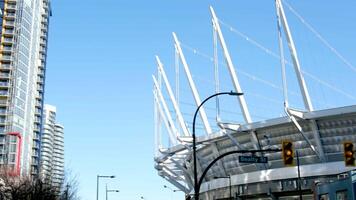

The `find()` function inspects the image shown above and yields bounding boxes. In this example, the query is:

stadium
[153,1,356,199]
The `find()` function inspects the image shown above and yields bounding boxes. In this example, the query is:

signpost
[238,155,268,163]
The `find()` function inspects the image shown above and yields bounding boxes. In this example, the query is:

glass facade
[0,0,51,176]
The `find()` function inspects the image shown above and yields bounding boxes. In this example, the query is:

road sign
[238,155,268,163]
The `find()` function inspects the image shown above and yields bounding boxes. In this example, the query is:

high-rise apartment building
[41,104,64,188]
[0,0,51,176]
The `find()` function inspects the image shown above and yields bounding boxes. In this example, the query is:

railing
[0,73,10,78]
[0,91,8,96]
[0,82,9,87]
[0,100,7,105]
[4,29,14,34]
[6,4,16,9]
[2,46,13,51]
[2,37,14,43]
[5,13,16,18]
[1,64,12,69]
[4,21,15,26]
[1,55,12,60]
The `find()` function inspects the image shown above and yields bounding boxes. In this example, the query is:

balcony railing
[0,73,10,78]
[1,64,12,69]
[5,13,16,18]
[0,82,9,87]
[4,29,14,35]
[0,100,7,105]
[0,91,9,96]
[6,4,16,10]
[2,46,13,51]
[4,21,15,26]
[2,37,14,43]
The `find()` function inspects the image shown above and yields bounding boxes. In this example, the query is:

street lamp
[214,176,231,199]
[192,91,243,200]
[105,184,119,200]
[96,175,115,200]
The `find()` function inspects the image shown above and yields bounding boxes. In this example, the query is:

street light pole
[214,176,231,199]
[193,91,243,200]
[96,175,115,200]
[105,184,119,200]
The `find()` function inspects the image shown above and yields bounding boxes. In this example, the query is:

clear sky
[45,1,356,200]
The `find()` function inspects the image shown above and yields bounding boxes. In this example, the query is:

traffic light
[343,142,355,167]
[282,141,294,166]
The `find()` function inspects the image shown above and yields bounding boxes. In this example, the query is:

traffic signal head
[282,141,294,166]
[344,142,355,167]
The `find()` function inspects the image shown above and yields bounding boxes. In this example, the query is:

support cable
[180,43,336,109]
[218,19,356,101]
[283,0,356,74]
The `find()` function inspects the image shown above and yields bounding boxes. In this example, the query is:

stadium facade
[0,0,51,176]
[153,1,356,199]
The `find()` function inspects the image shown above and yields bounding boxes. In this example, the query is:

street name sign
[238,155,268,163]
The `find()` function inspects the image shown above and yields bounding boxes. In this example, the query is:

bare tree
[0,168,80,200]
[59,169,80,200]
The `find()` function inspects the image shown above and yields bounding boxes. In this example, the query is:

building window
[9,144,16,152]
[9,154,15,163]
[320,194,329,200]
[336,190,348,200]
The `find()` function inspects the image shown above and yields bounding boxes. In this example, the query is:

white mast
[276,0,313,111]
[210,6,252,123]
[275,0,325,161]
[155,56,190,137]
[172,32,213,135]
[153,76,179,145]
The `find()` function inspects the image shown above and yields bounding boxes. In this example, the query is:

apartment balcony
[3,20,15,28]
[0,72,10,77]
[2,37,14,45]
[0,99,7,106]
[39,46,46,53]
[5,4,16,11]
[37,77,44,84]
[3,29,15,37]
[37,85,43,93]
[0,110,7,116]
[41,24,47,32]
[1,64,12,70]
[0,82,9,88]
[4,12,16,20]
[1,55,12,62]
[40,39,47,46]
[43,3,48,11]
[38,69,45,77]
[34,119,41,123]
[0,90,9,97]
[2,46,13,53]
[41,18,48,25]
[35,101,42,108]
[42,10,48,18]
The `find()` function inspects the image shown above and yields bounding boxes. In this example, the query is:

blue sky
[45,1,356,200]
